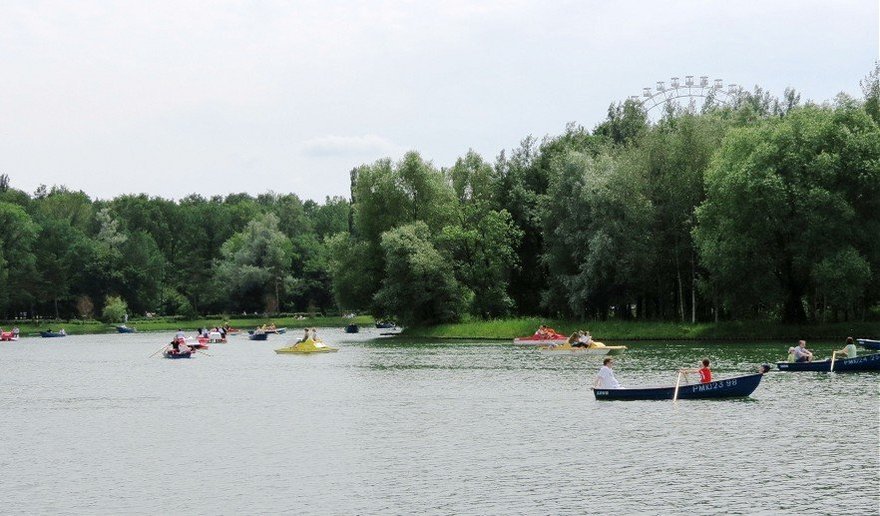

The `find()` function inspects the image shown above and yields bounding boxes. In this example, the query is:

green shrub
[102,296,129,323]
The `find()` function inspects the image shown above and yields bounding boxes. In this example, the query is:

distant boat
[344,324,359,334]
[40,331,66,338]
[116,325,136,333]
[275,338,338,354]
[593,372,766,401]
[777,353,880,373]
[0,330,19,341]
[375,321,396,329]
[248,332,268,341]
[857,338,880,350]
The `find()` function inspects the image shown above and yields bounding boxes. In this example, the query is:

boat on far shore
[40,330,66,338]
[116,325,136,333]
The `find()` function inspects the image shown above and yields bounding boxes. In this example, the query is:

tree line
[2,65,878,325]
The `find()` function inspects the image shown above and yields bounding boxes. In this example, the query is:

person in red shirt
[681,358,712,383]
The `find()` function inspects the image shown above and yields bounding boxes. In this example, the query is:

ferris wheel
[629,76,742,114]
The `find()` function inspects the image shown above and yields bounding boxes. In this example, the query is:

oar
[194,349,213,357]
[673,371,684,402]
[829,351,837,373]
[149,344,169,358]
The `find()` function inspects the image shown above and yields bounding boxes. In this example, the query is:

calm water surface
[1,330,877,515]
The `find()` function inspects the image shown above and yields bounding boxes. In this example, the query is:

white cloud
[301,134,398,158]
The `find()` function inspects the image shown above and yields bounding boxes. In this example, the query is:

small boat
[248,327,287,335]
[857,338,880,350]
[275,338,338,354]
[344,324,359,334]
[375,321,396,329]
[777,353,880,372]
[40,331,66,338]
[0,331,19,341]
[116,325,136,333]
[593,372,766,401]
[513,334,568,346]
[249,332,268,341]
[207,331,226,343]
[539,342,627,355]
[163,349,193,359]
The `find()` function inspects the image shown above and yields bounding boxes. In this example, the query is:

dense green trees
[2,67,878,326]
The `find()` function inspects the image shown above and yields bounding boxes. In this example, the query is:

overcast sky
[1,1,878,201]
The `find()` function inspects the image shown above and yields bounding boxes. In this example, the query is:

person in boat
[297,328,309,343]
[570,330,591,348]
[12,327,19,336]
[59,328,66,336]
[595,357,621,389]
[680,358,712,384]
[175,328,186,340]
[793,340,813,362]
[786,347,797,362]
[535,325,548,338]
[836,337,858,358]
[309,327,318,341]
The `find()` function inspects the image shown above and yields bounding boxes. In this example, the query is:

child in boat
[680,359,712,383]
[836,337,858,358]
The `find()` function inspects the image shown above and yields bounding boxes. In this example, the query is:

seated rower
[793,340,813,362]
[680,359,712,384]
[297,329,309,343]
[594,357,621,389]
[786,347,796,363]
[836,337,858,358]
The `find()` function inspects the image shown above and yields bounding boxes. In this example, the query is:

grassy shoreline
[402,318,880,342]
[4,315,375,337]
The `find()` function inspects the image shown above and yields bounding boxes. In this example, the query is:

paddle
[673,371,684,402]
[149,344,169,358]
[830,351,837,373]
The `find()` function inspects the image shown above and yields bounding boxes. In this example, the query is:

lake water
[1,330,877,515]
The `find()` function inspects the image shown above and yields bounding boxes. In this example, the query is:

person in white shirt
[836,337,858,358]
[175,329,186,340]
[595,357,621,389]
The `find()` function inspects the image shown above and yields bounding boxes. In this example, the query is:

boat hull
[249,333,268,341]
[514,337,568,346]
[777,353,880,372]
[539,344,627,356]
[275,338,338,354]
[857,339,880,350]
[116,327,136,333]
[593,373,765,401]
[344,324,359,334]
[163,351,192,359]
[40,332,66,338]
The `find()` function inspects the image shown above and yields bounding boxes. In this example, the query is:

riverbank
[401,318,880,341]
[4,315,375,337]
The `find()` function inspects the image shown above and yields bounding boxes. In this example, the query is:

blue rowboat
[857,339,880,351]
[344,324,359,334]
[375,321,396,329]
[248,333,268,341]
[40,331,66,338]
[593,372,765,401]
[163,350,192,359]
[116,326,136,333]
[777,352,880,372]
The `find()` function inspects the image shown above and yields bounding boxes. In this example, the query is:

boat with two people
[1,327,20,341]
[592,356,770,401]
[539,330,627,355]
[40,329,67,338]
[276,328,337,354]
[513,325,569,346]
[163,338,193,359]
